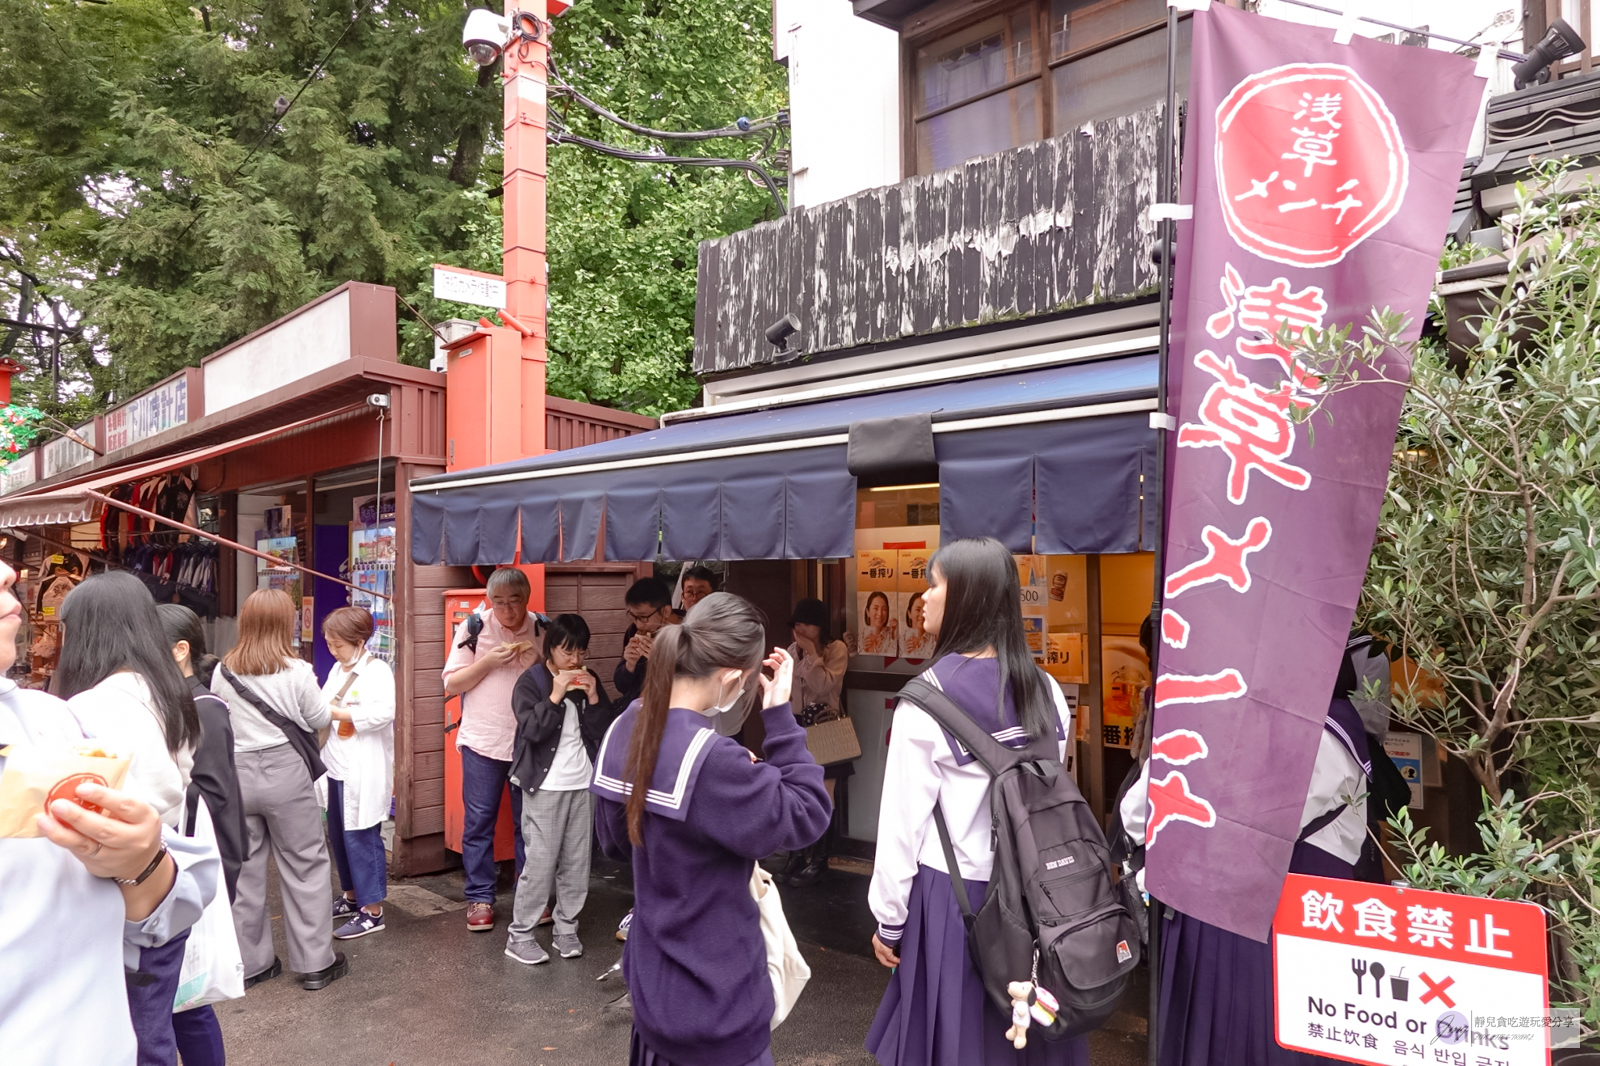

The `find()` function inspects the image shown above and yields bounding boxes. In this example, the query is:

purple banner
[1145,6,1483,941]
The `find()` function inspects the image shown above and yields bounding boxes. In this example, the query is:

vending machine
[441,589,518,862]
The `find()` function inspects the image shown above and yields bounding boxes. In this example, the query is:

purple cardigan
[592,701,831,1066]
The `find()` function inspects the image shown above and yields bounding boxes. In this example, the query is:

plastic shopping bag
[173,797,245,1011]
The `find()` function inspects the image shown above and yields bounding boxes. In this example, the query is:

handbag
[328,665,361,740]
[220,665,326,781]
[750,863,810,1028]
[804,710,861,767]
[173,797,245,1012]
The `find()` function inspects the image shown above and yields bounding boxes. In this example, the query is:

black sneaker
[299,952,349,991]
[332,896,358,920]
[244,957,282,990]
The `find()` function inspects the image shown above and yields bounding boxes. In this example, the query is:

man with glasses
[442,568,542,933]
[613,578,674,706]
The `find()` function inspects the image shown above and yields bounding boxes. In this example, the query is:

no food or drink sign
[1273,873,1552,1065]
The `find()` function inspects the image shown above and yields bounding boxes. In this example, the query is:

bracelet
[113,843,170,887]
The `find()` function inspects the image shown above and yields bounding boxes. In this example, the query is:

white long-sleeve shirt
[319,653,396,830]
[67,672,193,828]
[868,669,1075,945]
[1119,722,1368,865]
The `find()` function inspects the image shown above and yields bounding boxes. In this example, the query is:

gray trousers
[233,744,335,976]
[508,787,593,940]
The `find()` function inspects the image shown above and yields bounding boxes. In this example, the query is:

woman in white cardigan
[320,606,396,940]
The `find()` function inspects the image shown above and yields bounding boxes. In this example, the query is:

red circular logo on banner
[47,772,109,814]
[1214,63,1408,268]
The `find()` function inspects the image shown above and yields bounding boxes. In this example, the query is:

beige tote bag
[750,863,810,1027]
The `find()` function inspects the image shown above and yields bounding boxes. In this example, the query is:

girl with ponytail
[591,592,832,1066]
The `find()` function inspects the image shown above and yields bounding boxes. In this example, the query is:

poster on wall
[1046,632,1087,685]
[1015,555,1049,663]
[1383,733,1425,809]
[1047,555,1087,628]
[897,550,935,659]
[1101,635,1149,750]
[855,551,898,657]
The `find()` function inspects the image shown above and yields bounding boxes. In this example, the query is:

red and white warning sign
[1273,873,1552,1066]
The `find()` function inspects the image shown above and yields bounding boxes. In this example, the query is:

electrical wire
[547,60,787,142]
[547,125,787,214]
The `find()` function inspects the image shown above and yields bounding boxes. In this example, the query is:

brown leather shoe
[467,902,495,931]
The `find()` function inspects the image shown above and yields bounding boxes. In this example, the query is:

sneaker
[333,910,385,940]
[467,902,495,932]
[298,952,349,991]
[552,933,583,959]
[615,910,632,943]
[332,896,358,919]
[504,937,550,965]
[536,905,554,927]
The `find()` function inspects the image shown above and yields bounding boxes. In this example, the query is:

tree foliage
[0,0,784,424]
[1292,161,1600,1036]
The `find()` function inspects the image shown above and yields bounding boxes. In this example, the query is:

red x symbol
[1419,973,1456,1008]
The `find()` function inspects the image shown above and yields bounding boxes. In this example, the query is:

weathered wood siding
[694,107,1163,376]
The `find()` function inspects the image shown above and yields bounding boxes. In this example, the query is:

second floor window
[911,0,1192,175]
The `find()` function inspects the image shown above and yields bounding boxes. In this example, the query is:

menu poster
[1101,636,1149,750]
[1015,555,1049,663]
[897,550,936,659]
[1046,555,1087,628]
[856,551,898,657]
[1046,632,1087,685]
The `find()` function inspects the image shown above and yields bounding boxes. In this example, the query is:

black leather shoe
[786,857,825,888]
[244,957,282,989]
[298,952,349,991]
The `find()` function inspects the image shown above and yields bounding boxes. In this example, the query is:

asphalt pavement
[219,853,1150,1066]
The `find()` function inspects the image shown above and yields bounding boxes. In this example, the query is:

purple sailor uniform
[592,700,831,1066]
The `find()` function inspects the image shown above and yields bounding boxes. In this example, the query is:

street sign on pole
[432,264,507,310]
[1273,873,1559,1065]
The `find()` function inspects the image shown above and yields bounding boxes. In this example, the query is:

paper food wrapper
[0,745,131,838]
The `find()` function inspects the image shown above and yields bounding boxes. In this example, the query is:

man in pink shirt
[442,568,542,931]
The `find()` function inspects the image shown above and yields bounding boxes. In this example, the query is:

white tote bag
[750,864,810,1028]
[173,797,245,1012]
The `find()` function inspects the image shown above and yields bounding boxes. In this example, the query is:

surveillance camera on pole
[463,8,512,67]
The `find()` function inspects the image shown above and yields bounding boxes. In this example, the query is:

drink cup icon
[1389,974,1409,1002]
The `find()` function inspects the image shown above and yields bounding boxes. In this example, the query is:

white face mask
[706,673,751,736]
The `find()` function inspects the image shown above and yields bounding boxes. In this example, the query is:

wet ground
[220,852,1150,1065]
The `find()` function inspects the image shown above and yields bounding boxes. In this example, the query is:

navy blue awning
[409,354,1159,564]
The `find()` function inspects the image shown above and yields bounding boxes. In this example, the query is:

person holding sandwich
[442,567,543,932]
[504,613,620,964]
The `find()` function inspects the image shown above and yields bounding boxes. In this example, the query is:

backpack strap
[931,801,977,928]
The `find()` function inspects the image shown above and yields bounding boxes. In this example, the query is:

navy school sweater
[592,701,831,1066]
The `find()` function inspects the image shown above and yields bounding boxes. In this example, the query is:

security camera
[765,313,801,352]
[463,8,511,67]
[366,393,391,409]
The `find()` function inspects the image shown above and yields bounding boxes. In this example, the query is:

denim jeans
[460,745,524,902]
[327,777,388,908]
[172,1005,226,1066]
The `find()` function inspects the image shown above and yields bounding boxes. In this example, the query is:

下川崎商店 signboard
[1273,873,1558,1065]
[432,264,507,310]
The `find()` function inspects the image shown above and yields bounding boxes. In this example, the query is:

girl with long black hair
[590,592,832,1066]
[865,537,1084,1066]
[58,571,209,1066]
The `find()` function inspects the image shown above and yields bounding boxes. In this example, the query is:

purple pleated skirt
[629,1028,774,1066]
[1156,844,1355,1066]
[866,864,1090,1066]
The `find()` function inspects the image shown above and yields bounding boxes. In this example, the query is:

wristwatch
[114,843,170,887]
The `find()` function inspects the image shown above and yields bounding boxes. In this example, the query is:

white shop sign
[1,453,37,495]
[433,265,506,309]
[106,376,189,453]
[1273,873,1560,1066]
[42,422,97,478]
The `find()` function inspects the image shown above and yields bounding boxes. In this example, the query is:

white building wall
[774,0,901,208]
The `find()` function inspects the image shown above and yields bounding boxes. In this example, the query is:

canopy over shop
[411,345,1164,836]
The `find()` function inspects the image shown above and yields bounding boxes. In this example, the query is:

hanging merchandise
[350,523,396,664]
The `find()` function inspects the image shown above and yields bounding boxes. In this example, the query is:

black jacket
[612,623,649,705]
[510,663,621,794]
[186,674,248,903]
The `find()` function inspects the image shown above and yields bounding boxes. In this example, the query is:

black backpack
[899,675,1142,1041]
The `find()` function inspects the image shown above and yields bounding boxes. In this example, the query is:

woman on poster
[859,591,897,656]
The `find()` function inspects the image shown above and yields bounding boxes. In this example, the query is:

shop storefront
[409,316,1162,838]
[0,282,656,874]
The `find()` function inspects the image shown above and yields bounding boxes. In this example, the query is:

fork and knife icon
[1351,958,1410,1001]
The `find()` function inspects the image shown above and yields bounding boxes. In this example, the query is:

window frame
[900,0,1201,177]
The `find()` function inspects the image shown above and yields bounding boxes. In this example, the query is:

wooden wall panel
[692,108,1163,375]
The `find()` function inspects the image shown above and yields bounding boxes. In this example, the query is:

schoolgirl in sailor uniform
[866,538,1088,1066]
[591,592,832,1066]
[1123,687,1375,1066]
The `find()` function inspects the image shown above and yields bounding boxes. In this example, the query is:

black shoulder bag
[219,664,326,780]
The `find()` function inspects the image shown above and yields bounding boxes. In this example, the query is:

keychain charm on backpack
[1005,981,1059,1049]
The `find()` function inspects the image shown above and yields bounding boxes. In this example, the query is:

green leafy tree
[2,0,784,426]
[1289,161,1600,1037]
